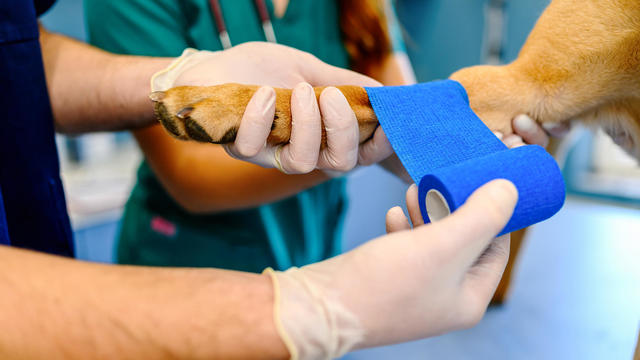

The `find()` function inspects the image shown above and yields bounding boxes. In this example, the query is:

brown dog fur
[451,0,640,158]
[150,84,378,148]
[151,0,640,159]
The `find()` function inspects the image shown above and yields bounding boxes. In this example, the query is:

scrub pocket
[117,196,277,273]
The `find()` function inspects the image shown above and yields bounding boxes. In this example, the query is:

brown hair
[339,0,393,74]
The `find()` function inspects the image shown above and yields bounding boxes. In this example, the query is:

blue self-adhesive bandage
[365,80,565,236]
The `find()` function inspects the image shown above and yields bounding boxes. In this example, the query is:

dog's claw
[149,91,166,102]
[177,107,194,119]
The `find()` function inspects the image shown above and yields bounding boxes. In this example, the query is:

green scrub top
[85,0,350,272]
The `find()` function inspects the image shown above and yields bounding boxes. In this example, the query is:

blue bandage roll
[365,80,565,236]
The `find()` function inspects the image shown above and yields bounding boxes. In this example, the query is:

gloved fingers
[316,87,359,171]
[458,234,511,319]
[405,184,424,227]
[608,131,635,153]
[502,134,526,149]
[223,143,277,169]
[384,184,423,234]
[602,120,636,155]
[429,179,517,267]
[226,86,276,158]
[513,114,549,147]
[542,121,571,138]
[358,127,394,166]
[302,55,382,88]
[385,206,411,233]
[279,82,322,174]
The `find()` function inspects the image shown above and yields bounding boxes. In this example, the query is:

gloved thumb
[431,179,518,264]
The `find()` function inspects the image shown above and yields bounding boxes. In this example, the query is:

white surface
[60,142,141,229]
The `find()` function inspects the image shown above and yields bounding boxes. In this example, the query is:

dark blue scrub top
[0,0,74,256]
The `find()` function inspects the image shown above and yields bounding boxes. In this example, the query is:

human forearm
[368,52,417,87]
[39,26,171,133]
[136,126,329,214]
[0,245,288,360]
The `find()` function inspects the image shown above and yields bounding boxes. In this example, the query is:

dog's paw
[150,84,378,146]
[150,84,260,144]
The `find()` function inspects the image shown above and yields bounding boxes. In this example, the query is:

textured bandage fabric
[365,80,565,235]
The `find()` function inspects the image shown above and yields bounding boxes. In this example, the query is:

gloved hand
[151,43,392,174]
[266,179,517,359]
[508,113,635,159]
[495,114,570,149]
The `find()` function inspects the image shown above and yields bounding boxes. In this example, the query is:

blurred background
[42,0,639,359]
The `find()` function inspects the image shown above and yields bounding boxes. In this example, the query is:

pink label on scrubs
[150,216,177,237]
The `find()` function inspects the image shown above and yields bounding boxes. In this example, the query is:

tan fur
[451,0,640,159]
[152,0,640,159]
[151,83,378,147]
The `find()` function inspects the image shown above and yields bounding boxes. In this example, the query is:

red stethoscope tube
[208,0,278,48]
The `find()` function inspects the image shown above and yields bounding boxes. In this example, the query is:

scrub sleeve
[0,0,74,256]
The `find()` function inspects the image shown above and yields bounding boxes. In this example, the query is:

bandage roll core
[365,80,565,235]
[425,189,450,222]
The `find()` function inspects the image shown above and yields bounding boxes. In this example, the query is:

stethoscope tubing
[208,0,277,49]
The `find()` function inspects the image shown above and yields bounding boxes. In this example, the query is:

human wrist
[105,54,174,129]
[188,269,291,360]
[265,266,364,360]
[136,56,174,127]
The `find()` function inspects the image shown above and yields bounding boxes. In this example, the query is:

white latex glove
[509,113,636,157]
[151,44,392,174]
[494,114,570,149]
[224,83,363,174]
[266,179,517,359]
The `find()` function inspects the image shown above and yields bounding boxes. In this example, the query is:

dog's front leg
[451,0,640,153]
